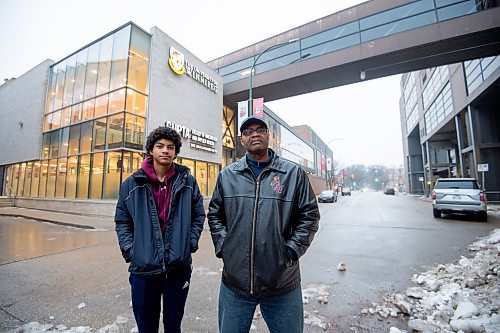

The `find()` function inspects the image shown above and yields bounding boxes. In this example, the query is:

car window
[434,180,479,189]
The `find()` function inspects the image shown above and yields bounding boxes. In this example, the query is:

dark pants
[129,266,192,333]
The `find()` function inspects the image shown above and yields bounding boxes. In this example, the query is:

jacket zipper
[250,178,260,295]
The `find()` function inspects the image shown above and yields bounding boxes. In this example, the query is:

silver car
[431,178,487,222]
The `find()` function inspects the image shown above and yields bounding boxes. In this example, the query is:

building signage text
[168,46,218,93]
[165,121,218,154]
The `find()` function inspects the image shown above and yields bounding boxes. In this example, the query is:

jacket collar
[133,162,190,183]
[233,148,287,174]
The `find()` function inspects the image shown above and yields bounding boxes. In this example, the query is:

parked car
[383,187,395,195]
[431,178,487,222]
[318,190,337,203]
[341,188,351,196]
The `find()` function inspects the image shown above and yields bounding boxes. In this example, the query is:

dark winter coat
[115,164,206,275]
[207,150,320,298]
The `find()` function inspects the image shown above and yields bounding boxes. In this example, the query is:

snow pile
[361,229,500,332]
[6,316,132,333]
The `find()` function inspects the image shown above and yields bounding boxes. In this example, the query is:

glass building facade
[3,23,225,200]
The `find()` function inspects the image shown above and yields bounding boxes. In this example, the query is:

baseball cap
[239,116,268,132]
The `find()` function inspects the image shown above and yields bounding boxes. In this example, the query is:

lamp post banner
[253,98,264,117]
[237,101,249,136]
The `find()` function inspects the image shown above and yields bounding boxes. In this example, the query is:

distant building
[399,57,499,201]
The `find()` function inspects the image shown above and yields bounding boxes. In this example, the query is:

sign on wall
[168,46,218,93]
[164,121,218,153]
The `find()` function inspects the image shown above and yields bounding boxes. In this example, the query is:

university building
[0,22,332,215]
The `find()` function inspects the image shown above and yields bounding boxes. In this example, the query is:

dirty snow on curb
[362,229,500,333]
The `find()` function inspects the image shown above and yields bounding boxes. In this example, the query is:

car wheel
[478,211,487,222]
[433,208,441,218]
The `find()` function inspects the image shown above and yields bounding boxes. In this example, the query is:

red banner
[253,98,264,117]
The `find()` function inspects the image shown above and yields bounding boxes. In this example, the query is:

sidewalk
[0,206,114,230]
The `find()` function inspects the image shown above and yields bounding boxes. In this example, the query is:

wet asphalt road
[0,192,499,332]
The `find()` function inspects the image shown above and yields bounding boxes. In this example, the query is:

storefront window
[66,156,78,198]
[11,164,20,196]
[122,151,143,181]
[46,159,57,198]
[103,151,122,199]
[77,154,91,199]
[31,162,40,197]
[195,161,208,196]
[90,153,104,199]
[125,113,145,150]
[55,158,67,197]
[180,159,195,175]
[23,162,33,197]
[128,26,150,94]
[39,161,48,197]
[17,163,26,197]
[208,164,219,196]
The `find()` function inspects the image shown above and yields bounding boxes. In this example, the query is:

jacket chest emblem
[271,175,284,194]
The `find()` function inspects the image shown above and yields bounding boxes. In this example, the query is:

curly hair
[145,126,182,157]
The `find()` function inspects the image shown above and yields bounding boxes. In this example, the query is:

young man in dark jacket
[208,116,320,333]
[115,126,206,333]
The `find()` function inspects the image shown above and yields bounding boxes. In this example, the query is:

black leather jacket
[115,164,205,275]
[208,150,320,298]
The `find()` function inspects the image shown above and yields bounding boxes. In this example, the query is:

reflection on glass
[94,95,108,117]
[73,48,88,104]
[84,43,100,100]
[208,164,219,197]
[59,127,70,157]
[61,107,71,127]
[122,151,143,181]
[195,161,208,196]
[63,55,76,107]
[80,122,93,154]
[71,104,82,124]
[82,99,95,121]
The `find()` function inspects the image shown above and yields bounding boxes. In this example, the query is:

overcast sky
[0,0,404,167]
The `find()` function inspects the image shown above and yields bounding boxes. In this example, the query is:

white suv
[431,178,487,222]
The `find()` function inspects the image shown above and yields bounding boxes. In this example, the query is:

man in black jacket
[115,126,205,333]
[208,116,320,333]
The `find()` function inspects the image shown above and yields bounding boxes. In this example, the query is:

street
[1,192,499,332]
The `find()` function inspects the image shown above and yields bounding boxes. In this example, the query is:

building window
[77,154,91,199]
[90,153,104,199]
[103,151,122,199]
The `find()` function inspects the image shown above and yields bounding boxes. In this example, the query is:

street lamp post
[248,38,299,116]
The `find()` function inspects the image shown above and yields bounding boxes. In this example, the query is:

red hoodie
[141,157,176,236]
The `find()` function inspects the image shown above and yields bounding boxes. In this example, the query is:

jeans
[218,281,304,333]
[129,266,191,333]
